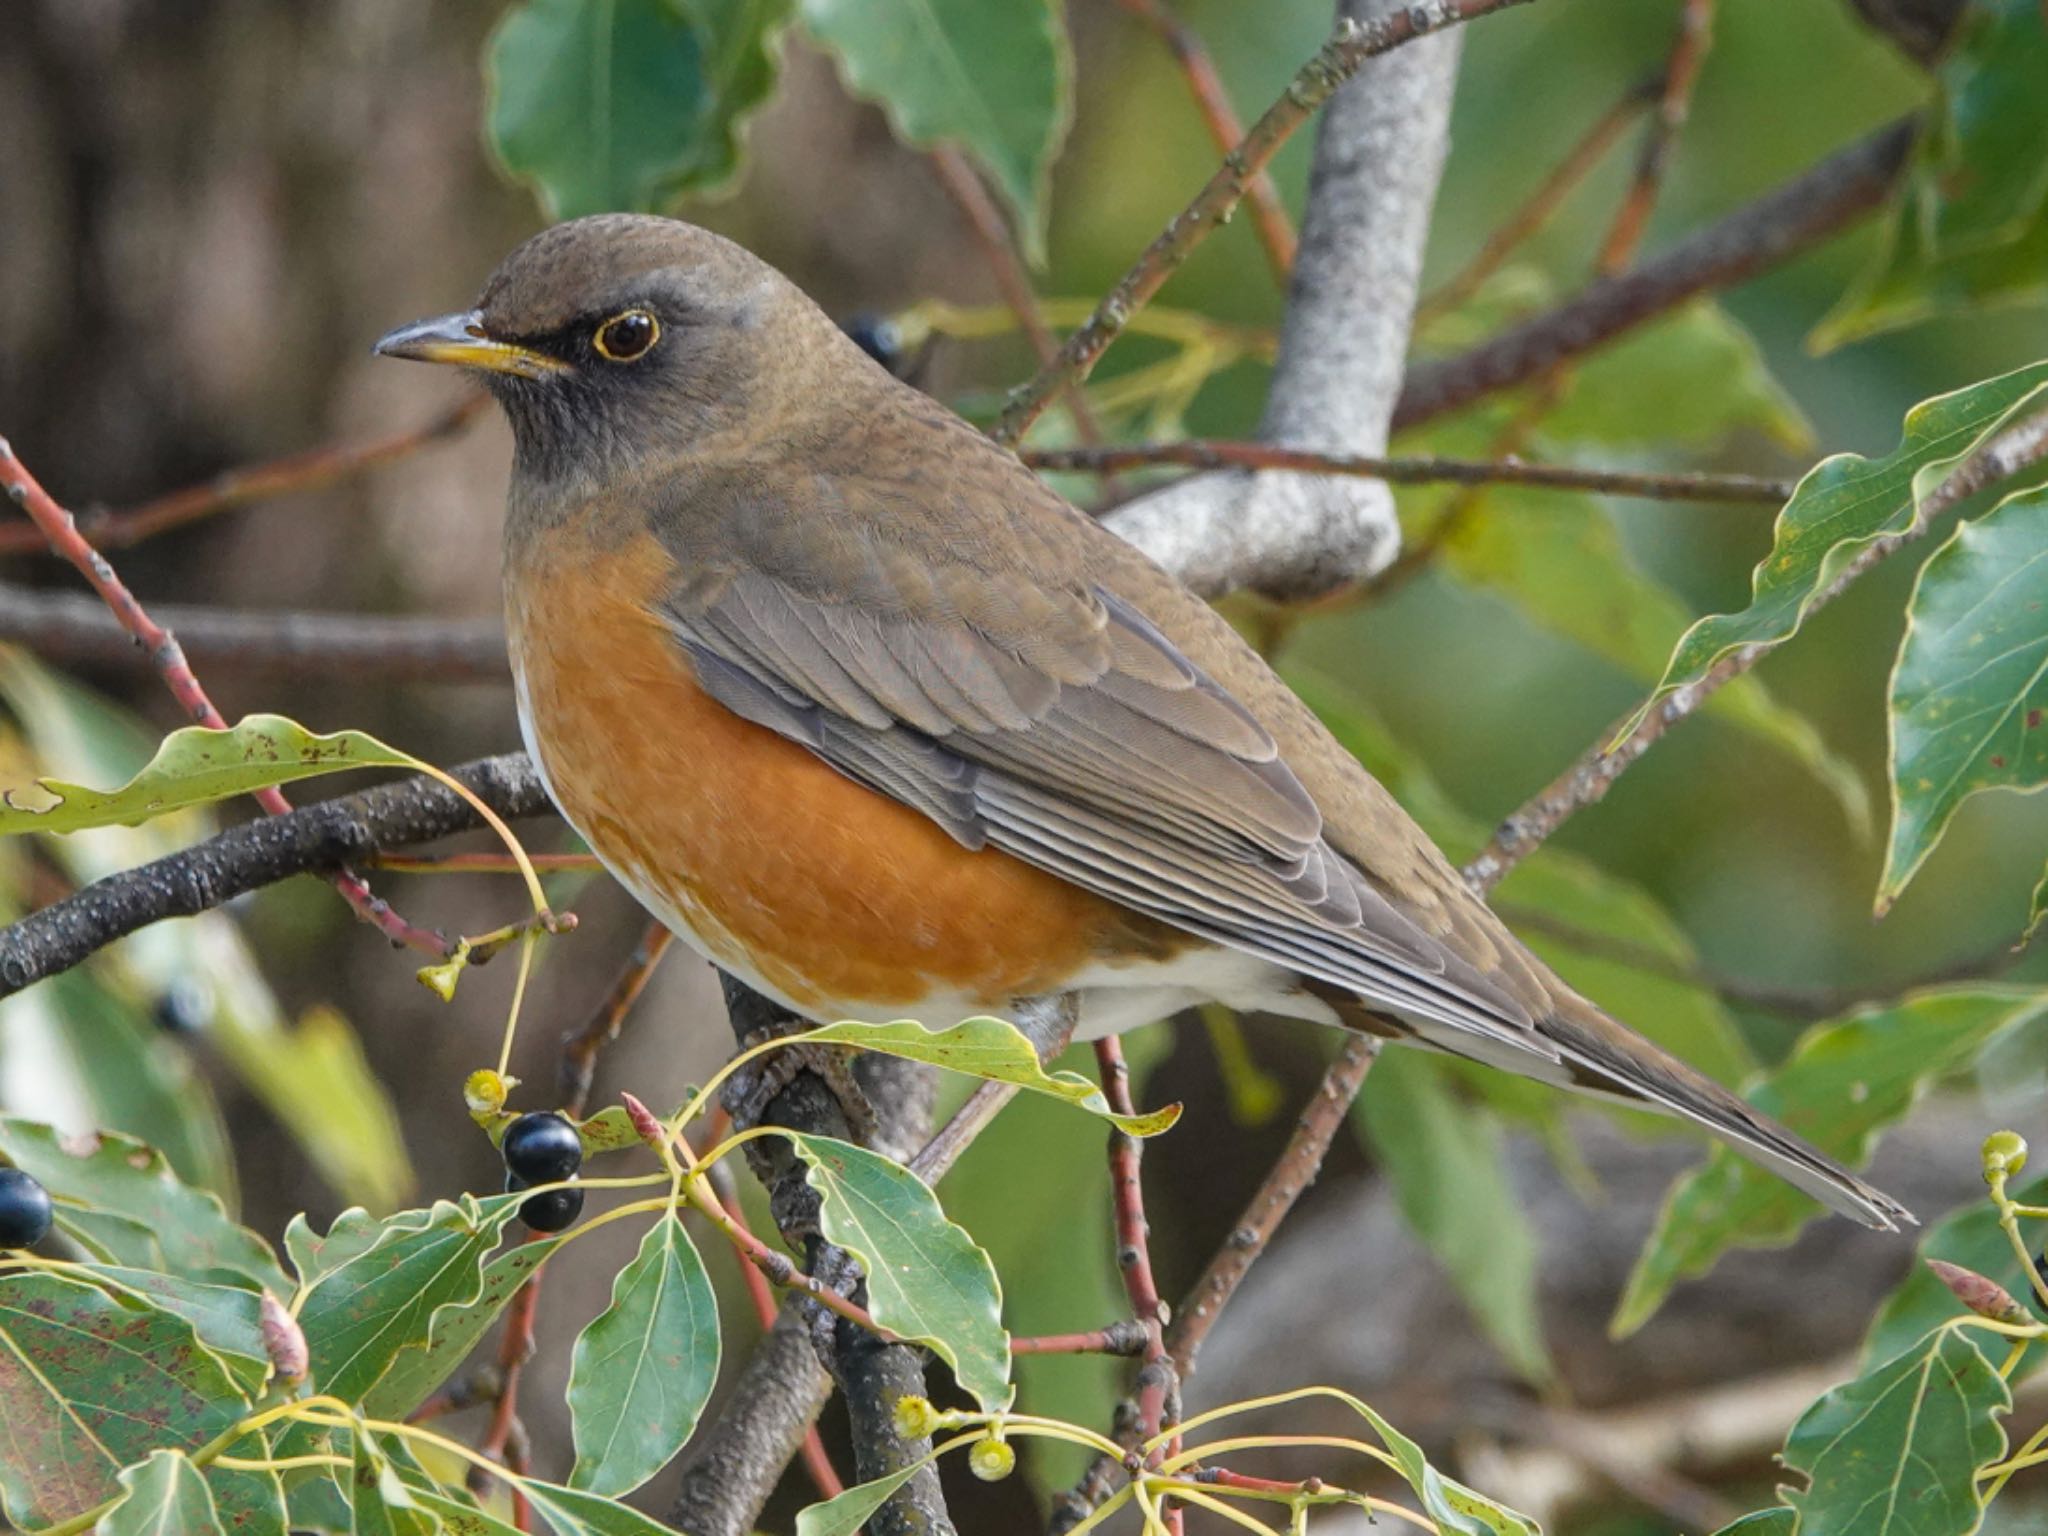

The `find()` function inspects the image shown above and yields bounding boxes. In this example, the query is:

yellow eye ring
[594,309,659,362]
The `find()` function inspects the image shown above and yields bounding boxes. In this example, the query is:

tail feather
[1318,985,1914,1231]
[1539,995,1913,1231]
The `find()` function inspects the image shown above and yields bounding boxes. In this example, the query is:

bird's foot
[723,1021,883,1147]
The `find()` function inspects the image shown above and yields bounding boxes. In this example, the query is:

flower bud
[620,1092,668,1154]
[968,1435,1015,1482]
[1927,1259,2031,1325]
[1983,1130,2029,1184]
[465,1069,514,1119]
[892,1394,939,1440]
[259,1290,309,1384]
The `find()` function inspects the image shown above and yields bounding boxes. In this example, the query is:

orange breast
[506,529,1142,1013]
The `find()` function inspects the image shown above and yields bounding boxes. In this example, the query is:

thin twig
[0,394,489,556]
[1097,1039,1177,1450]
[1012,1323,1151,1357]
[1416,83,1654,323]
[1027,440,1790,504]
[0,436,451,958]
[994,0,1538,444]
[927,147,1110,453]
[1597,0,1717,277]
[558,921,675,1108]
[1463,402,2048,893]
[0,581,510,683]
[1114,0,1297,280]
[1395,116,1915,430]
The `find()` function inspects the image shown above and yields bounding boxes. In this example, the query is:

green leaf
[1782,1329,2010,1536]
[77,1268,271,1391]
[294,1196,525,1404]
[350,1426,440,1536]
[0,715,414,836]
[284,1208,388,1291]
[1864,1173,2048,1373]
[567,1213,719,1494]
[485,0,792,220]
[782,1130,1009,1410]
[363,1235,564,1420]
[0,1118,286,1292]
[795,1459,930,1536]
[0,1274,250,1527]
[99,1451,226,1536]
[1317,1388,1538,1536]
[1882,489,2048,912]
[1547,301,1811,453]
[802,1016,1179,1134]
[522,1477,683,1536]
[1815,0,2048,348]
[1710,1512,1796,1536]
[796,0,1071,261]
[1613,988,2048,1338]
[1627,361,2048,738]
[1358,1050,1552,1383]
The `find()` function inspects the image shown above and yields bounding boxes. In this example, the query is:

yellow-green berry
[968,1436,1015,1482]
[892,1394,939,1440]
[1983,1130,2029,1183]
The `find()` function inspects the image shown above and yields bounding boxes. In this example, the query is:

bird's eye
[594,309,659,362]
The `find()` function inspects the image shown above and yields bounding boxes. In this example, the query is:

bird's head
[375,214,858,492]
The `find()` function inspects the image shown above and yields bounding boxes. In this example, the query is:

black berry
[0,1169,53,1249]
[505,1171,583,1233]
[841,314,904,375]
[502,1112,583,1183]
[153,978,211,1035]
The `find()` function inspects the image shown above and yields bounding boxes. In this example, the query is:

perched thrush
[378,215,1907,1230]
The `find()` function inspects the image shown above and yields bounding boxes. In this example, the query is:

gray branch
[1102,0,1463,599]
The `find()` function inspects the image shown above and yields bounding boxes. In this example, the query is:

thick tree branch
[1393,117,1916,430]
[993,0,1535,448]
[0,753,548,997]
[1101,0,1469,598]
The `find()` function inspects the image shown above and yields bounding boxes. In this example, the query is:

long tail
[1327,988,1914,1231]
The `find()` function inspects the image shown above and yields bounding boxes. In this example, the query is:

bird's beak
[373,311,570,379]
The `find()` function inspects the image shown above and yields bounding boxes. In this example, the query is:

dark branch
[1392,116,1916,430]
[0,753,548,998]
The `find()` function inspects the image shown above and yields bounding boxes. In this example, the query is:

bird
[376,213,1909,1231]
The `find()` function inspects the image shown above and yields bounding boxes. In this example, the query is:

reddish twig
[469,1257,544,1526]
[1113,0,1297,281]
[0,436,449,958]
[1597,0,1716,277]
[1096,1037,1176,1453]
[995,0,1538,444]
[1417,84,1653,323]
[1012,1322,1151,1357]
[1461,402,2048,894]
[1165,1036,1378,1379]
[0,394,489,556]
[1026,440,1789,504]
[709,1154,846,1500]
[928,147,1110,454]
[0,582,510,684]
[557,920,675,1108]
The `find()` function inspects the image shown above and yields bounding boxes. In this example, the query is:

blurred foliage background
[5,1,2048,1532]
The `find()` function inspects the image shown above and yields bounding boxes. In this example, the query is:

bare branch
[1027,440,1791,504]
[1462,401,2048,893]
[1113,0,1298,280]
[0,581,509,683]
[0,754,548,998]
[993,0,1536,447]
[1100,0,1474,598]
[1597,0,1716,277]
[1394,117,1916,430]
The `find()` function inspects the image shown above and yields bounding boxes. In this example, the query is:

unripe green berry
[1983,1130,2029,1183]
[968,1435,1015,1482]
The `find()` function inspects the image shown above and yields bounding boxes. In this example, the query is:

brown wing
[653,472,1551,1063]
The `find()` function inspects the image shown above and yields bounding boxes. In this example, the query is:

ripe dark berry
[502,1112,583,1184]
[841,313,905,375]
[0,1169,53,1249]
[505,1171,583,1233]
[153,978,212,1035]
